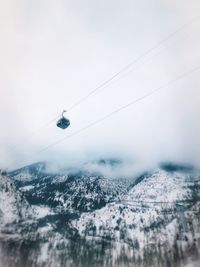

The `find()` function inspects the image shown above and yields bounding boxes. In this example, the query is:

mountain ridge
[0,160,199,267]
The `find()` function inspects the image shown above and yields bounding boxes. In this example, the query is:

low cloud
[1,0,200,171]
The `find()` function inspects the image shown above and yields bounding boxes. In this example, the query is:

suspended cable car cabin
[56,111,70,129]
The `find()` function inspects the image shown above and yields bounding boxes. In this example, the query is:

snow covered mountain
[0,173,33,228]
[0,161,199,267]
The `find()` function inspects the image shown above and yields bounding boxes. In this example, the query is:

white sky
[0,0,200,170]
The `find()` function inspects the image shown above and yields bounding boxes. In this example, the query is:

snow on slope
[1,163,200,267]
[72,168,197,251]
[124,169,192,204]
[0,174,31,227]
[9,162,46,182]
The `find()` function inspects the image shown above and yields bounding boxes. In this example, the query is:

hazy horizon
[1,0,200,171]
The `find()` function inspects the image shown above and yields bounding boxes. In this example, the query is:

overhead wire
[13,63,200,170]
[64,15,200,112]
[11,14,200,142]
[120,199,199,204]
[9,15,200,168]
[37,64,200,154]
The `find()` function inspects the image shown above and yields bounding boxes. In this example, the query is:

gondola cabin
[56,111,70,129]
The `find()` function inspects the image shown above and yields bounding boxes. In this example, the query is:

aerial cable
[64,15,200,113]
[20,14,200,135]
[123,202,190,205]
[18,15,200,142]
[12,63,200,170]
[36,64,200,154]
[5,14,200,157]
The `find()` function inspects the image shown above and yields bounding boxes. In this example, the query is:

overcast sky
[0,0,200,171]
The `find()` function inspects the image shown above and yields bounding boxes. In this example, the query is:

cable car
[56,110,70,129]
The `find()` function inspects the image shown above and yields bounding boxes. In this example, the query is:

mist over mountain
[0,159,199,267]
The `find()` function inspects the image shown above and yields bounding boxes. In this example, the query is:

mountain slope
[0,174,32,228]
[0,162,199,267]
[10,162,132,212]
